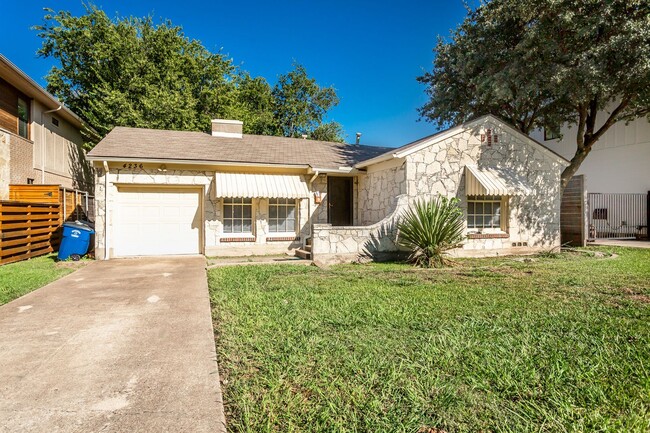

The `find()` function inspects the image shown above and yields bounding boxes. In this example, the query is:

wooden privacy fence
[0,185,95,265]
[9,184,95,223]
[0,201,62,265]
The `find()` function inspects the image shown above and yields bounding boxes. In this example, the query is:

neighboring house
[530,112,650,194]
[531,112,649,239]
[0,54,93,200]
[86,115,567,262]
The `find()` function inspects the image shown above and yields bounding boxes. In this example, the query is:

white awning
[214,172,310,199]
[465,165,533,196]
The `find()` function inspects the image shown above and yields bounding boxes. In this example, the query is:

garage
[113,186,201,257]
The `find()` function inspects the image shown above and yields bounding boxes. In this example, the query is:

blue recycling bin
[58,221,95,261]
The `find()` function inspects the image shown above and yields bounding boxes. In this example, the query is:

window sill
[267,235,300,242]
[467,232,509,239]
[221,235,255,243]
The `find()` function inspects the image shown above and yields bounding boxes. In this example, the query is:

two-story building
[0,54,92,200]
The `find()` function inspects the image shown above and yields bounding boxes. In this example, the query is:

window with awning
[464,165,532,196]
[213,173,310,199]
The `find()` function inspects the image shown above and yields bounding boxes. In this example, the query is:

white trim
[87,155,310,169]
[211,119,243,125]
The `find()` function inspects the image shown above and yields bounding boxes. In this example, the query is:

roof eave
[0,54,98,137]
[86,155,312,170]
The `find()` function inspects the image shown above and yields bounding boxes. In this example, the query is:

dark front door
[327,177,353,226]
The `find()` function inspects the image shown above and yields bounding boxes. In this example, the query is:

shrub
[397,196,465,267]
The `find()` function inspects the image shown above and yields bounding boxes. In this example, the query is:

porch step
[303,244,312,252]
[295,248,312,260]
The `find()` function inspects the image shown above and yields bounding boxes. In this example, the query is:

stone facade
[94,164,328,259]
[312,117,567,263]
[357,158,406,225]
[93,116,566,262]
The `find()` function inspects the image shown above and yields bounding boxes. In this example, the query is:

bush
[397,196,465,267]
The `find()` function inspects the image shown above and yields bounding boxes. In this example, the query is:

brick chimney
[211,119,243,138]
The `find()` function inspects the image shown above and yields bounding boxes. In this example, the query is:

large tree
[36,6,345,145]
[272,63,343,140]
[418,0,650,189]
[36,6,236,143]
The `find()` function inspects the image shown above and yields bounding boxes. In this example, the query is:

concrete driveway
[0,256,226,433]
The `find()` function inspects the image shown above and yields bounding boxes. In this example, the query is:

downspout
[41,105,62,183]
[307,171,320,242]
[103,161,110,260]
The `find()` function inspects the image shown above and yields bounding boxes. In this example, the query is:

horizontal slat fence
[0,201,62,265]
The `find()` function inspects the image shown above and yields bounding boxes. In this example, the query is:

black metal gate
[588,193,648,239]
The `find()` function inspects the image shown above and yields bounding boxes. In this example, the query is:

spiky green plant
[397,196,465,267]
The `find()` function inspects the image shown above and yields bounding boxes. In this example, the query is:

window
[17,98,29,139]
[467,195,503,229]
[269,198,297,233]
[544,127,559,141]
[52,117,59,127]
[223,198,253,234]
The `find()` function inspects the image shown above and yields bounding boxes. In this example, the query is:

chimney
[355,132,362,145]
[211,119,243,138]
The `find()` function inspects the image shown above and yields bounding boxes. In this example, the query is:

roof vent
[211,119,243,138]
[355,132,362,145]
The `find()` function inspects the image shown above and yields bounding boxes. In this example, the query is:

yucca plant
[397,196,465,268]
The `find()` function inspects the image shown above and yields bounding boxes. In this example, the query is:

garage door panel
[114,187,200,257]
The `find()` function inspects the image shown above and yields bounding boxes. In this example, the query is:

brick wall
[6,129,74,188]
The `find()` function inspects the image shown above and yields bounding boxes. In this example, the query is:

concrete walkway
[591,239,650,249]
[0,256,226,433]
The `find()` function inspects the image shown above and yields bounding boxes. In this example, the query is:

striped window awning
[465,165,533,196]
[214,172,310,199]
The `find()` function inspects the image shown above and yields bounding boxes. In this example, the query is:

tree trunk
[560,147,591,190]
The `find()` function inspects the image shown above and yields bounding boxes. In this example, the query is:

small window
[223,198,253,234]
[544,127,559,141]
[467,195,503,229]
[52,117,60,127]
[17,98,29,139]
[269,198,297,233]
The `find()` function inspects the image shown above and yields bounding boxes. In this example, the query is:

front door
[327,177,353,226]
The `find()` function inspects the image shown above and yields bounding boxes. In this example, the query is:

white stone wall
[405,117,565,253]
[312,117,566,263]
[94,164,327,259]
[357,159,406,225]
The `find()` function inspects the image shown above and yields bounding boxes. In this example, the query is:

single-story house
[86,115,568,262]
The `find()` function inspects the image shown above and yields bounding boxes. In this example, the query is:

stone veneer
[357,158,406,225]
[94,164,327,259]
[312,117,567,264]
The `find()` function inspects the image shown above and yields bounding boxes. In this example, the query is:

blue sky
[0,1,471,147]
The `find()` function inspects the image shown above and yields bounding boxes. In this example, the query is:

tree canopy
[418,0,650,188]
[35,5,345,146]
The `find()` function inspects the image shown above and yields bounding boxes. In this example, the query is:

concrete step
[294,248,311,260]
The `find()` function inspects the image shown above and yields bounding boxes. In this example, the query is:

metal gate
[588,193,648,239]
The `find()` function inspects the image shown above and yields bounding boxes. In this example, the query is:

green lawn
[209,248,650,432]
[0,254,80,305]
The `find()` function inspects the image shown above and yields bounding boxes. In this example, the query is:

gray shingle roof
[87,126,393,169]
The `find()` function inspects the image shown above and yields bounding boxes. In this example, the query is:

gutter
[306,170,320,243]
[86,156,311,170]
[103,161,110,260]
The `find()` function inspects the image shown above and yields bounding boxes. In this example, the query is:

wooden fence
[560,175,587,246]
[0,201,62,265]
[0,185,95,265]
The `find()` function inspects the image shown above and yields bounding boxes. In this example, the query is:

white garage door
[114,187,201,257]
